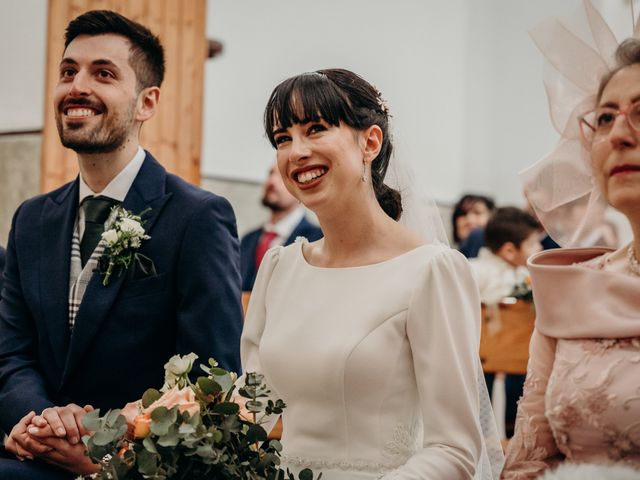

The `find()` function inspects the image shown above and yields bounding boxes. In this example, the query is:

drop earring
[361,159,367,182]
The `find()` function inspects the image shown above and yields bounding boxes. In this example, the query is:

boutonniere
[98,206,154,286]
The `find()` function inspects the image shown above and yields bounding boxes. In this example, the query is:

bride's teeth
[297,168,326,184]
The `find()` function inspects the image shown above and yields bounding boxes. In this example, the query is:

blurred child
[471,207,542,302]
[470,207,542,437]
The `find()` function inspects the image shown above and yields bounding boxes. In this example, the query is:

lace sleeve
[501,329,563,479]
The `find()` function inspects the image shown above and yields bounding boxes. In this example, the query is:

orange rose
[133,414,151,439]
[120,386,200,440]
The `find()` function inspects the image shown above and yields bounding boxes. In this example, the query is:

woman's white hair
[539,463,640,480]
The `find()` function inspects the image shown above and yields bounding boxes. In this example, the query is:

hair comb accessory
[522,0,636,247]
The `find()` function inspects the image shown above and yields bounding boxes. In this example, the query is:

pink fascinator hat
[523,0,637,247]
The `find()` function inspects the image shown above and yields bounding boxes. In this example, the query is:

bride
[241,68,499,479]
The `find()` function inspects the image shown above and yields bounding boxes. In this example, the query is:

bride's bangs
[264,72,355,147]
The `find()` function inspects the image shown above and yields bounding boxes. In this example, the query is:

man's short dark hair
[65,10,165,90]
[485,207,540,254]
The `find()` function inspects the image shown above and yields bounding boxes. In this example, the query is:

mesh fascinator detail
[523,0,637,247]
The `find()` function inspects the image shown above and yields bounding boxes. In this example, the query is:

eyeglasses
[579,101,640,147]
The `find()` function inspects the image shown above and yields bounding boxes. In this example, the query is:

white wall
[1,0,634,206]
[0,0,47,133]
[203,0,470,202]
[202,0,591,205]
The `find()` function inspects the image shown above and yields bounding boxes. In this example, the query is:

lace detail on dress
[381,422,419,465]
[281,423,417,476]
[280,454,399,474]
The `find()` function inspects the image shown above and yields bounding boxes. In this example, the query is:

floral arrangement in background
[78,353,319,480]
[509,276,533,303]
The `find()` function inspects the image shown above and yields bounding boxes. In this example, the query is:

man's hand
[4,411,53,460]
[36,436,100,476]
[27,404,93,444]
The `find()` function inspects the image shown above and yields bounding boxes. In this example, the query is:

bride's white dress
[241,241,483,479]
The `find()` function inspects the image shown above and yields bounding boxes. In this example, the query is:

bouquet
[78,353,319,480]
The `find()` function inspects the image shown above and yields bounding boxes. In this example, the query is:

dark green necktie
[80,196,118,267]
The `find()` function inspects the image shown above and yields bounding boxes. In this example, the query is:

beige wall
[0,133,268,246]
[0,134,41,245]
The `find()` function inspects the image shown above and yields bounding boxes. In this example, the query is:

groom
[0,10,243,479]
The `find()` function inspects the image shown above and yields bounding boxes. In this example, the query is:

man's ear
[136,87,160,123]
[497,242,517,263]
[362,125,383,164]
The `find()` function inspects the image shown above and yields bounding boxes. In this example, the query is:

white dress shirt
[77,147,145,239]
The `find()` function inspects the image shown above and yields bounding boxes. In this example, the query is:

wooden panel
[42,0,205,192]
[479,301,535,375]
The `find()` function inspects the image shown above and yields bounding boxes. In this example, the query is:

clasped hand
[4,404,100,475]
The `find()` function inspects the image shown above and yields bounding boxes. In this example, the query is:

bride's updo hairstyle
[597,38,640,100]
[264,68,402,221]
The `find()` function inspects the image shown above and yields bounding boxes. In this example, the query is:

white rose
[119,217,145,236]
[162,353,199,389]
[101,229,119,245]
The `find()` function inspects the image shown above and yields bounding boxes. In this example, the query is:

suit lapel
[62,153,171,384]
[40,180,79,373]
[284,217,307,245]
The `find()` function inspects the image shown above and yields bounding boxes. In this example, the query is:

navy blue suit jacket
[0,152,243,436]
[240,216,322,291]
[0,246,5,295]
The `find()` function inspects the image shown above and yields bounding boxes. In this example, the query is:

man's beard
[261,196,288,213]
[56,100,136,154]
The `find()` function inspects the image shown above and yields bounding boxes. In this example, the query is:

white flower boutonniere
[98,206,153,286]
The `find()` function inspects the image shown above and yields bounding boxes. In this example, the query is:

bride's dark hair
[264,68,402,221]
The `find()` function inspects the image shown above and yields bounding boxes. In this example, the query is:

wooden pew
[479,300,535,375]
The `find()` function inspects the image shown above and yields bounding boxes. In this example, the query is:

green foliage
[79,355,321,480]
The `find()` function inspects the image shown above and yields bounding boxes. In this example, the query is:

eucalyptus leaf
[299,469,314,480]
[178,423,196,435]
[158,428,180,447]
[246,424,267,443]
[213,372,234,391]
[212,402,239,415]
[245,400,263,412]
[198,377,222,395]
[209,367,228,376]
[143,436,159,454]
[269,439,283,452]
[81,409,102,431]
[142,388,162,408]
[137,447,159,475]
[91,429,117,446]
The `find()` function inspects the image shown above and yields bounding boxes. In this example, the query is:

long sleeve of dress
[501,329,563,479]
[382,249,483,479]
[239,246,282,433]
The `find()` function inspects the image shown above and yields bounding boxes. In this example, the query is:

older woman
[502,38,640,478]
